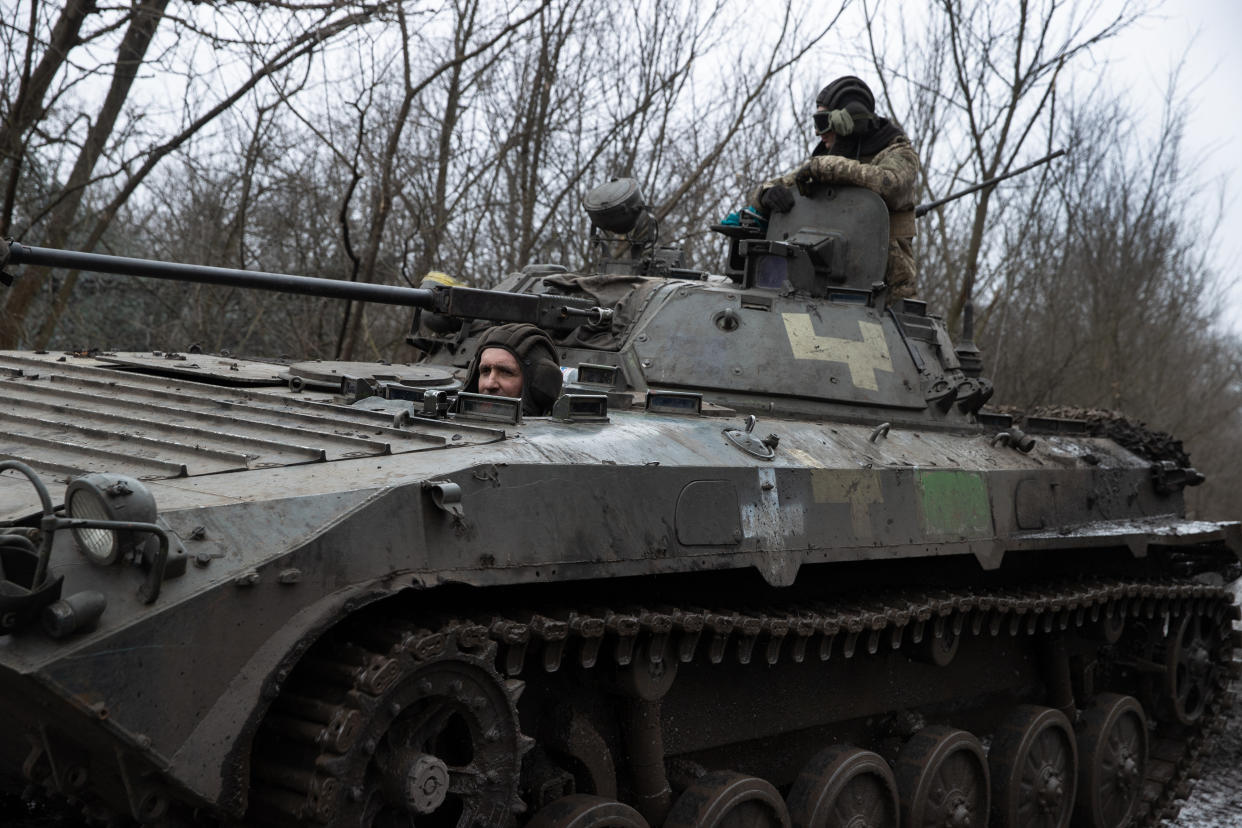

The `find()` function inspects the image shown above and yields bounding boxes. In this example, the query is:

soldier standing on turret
[750,76,920,300]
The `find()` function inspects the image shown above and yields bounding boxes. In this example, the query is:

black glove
[760,184,795,214]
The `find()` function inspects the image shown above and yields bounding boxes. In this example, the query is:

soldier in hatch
[463,323,563,416]
[750,75,920,300]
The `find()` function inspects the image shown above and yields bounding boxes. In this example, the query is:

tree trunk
[0,0,169,348]
[0,0,97,238]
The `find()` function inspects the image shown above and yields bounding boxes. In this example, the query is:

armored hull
[0,186,1238,828]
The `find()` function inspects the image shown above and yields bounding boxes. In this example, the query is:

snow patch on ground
[1173,579,1242,826]
[1174,700,1242,825]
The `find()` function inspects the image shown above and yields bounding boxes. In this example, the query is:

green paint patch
[916,470,993,539]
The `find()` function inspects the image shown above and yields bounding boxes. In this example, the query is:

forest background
[2,0,1239,518]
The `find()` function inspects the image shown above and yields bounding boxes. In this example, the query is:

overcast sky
[1100,0,1242,335]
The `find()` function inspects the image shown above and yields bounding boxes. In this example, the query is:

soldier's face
[478,347,523,398]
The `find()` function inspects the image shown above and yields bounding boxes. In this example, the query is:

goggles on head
[812,110,835,136]
[813,108,868,136]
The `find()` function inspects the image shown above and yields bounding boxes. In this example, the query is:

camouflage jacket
[750,135,920,215]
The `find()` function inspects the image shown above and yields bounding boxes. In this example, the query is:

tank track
[248,577,1240,827]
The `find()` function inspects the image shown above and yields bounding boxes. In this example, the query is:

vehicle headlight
[64,474,157,565]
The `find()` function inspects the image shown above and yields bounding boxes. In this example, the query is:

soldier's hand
[760,184,796,214]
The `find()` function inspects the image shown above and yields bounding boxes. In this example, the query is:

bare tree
[0,0,98,239]
[470,0,844,279]
[0,1,393,348]
[1,0,172,346]
[862,0,1148,334]
[332,1,551,359]
[27,6,379,349]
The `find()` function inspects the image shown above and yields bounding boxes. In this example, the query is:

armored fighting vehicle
[0,181,1238,828]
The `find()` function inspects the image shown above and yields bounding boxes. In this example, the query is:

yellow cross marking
[782,315,893,391]
[811,470,883,538]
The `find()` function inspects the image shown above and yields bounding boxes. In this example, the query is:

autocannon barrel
[2,241,609,329]
[4,241,439,306]
[914,149,1066,218]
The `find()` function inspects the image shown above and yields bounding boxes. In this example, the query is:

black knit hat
[815,75,875,113]
[464,323,563,415]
